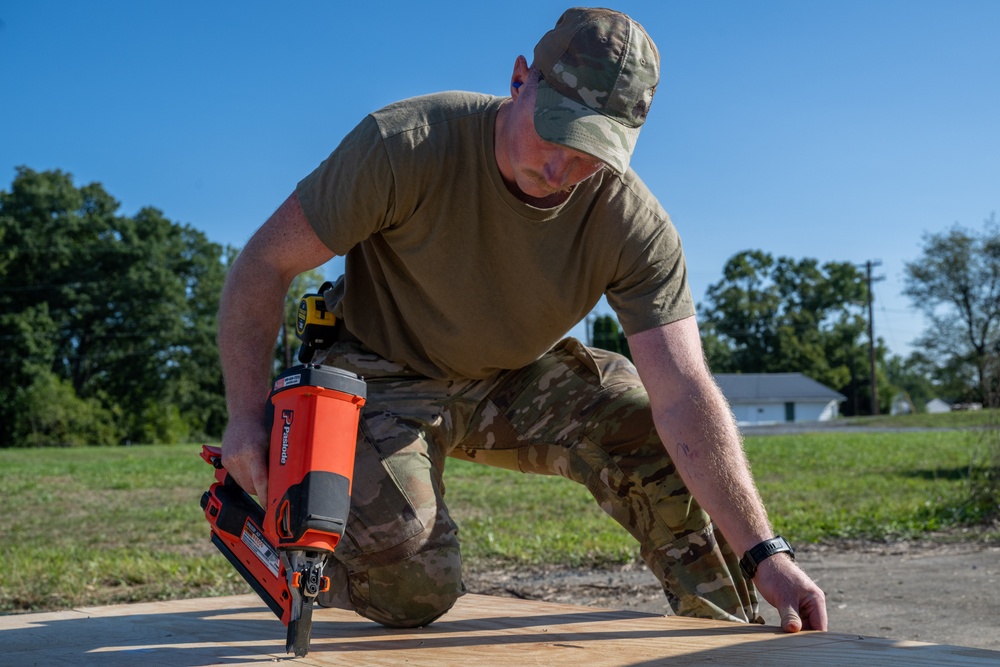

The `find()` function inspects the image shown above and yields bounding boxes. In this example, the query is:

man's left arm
[627,316,828,632]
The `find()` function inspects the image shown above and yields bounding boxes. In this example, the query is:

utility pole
[864,260,885,415]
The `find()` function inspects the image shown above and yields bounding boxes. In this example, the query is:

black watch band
[739,536,795,579]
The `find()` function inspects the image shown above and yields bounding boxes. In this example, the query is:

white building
[925,398,952,414]
[714,373,846,426]
[891,392,915,416]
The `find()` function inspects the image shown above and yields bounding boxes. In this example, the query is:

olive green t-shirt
[296,92,694,380]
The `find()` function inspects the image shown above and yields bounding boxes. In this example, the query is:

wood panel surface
[2,593,997,666]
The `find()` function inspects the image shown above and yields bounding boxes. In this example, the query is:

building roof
[714,373,845,403]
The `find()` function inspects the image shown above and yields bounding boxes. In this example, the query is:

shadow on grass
[898,466,987,481]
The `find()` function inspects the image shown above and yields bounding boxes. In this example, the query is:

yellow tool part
[296,290,337,363]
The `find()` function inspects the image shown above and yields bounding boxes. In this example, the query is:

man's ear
[510,55,530,98]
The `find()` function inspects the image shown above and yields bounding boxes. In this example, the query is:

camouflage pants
[316,337,759,627]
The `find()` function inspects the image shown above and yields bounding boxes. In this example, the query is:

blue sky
[3,1,998,358]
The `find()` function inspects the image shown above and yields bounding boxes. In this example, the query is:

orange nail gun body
[201,364,365,657]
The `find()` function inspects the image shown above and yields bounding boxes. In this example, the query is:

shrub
[10,371,123,447]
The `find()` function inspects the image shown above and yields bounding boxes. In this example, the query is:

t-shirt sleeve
[606,209,696,336]
[295,115,395,255]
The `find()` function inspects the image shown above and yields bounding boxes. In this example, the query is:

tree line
[593,221,1000,415]
[1,168,232,446]
[2,168,997,446]
[587,251,885,416]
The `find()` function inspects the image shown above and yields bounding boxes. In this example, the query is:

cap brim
[533,80,640,175]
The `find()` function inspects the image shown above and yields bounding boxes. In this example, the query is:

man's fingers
[779,593,829,633]
[253,471,268,505]
[237,453,268,501]
[220,436,268,501]
[801,595,829,631]
[780,607,803,633]
[753,556,828,634]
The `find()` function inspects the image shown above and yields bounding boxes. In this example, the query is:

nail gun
[201,357,365,656]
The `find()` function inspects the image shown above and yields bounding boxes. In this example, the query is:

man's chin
[517,179,559,199]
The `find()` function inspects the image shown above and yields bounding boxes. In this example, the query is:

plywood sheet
[1,593,997,666]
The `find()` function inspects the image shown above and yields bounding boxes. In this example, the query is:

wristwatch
[739,536,795,579]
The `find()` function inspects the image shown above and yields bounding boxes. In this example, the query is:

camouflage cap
[533,7,659,174]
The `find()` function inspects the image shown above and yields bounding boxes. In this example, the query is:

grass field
[1,411,997,614]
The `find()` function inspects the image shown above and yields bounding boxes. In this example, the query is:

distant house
[714,373,846,425]
[891,392,916,416]
[925,398,952,414]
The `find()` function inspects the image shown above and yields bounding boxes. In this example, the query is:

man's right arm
[218,192,335,501]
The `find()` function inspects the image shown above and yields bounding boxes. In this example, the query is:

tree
[590,314,631,360]
[0,167,232,445]
[884,352,938,412]
[903,216,1000,406]
[698,250,883,414]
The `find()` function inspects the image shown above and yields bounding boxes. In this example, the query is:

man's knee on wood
[352,545,465,628]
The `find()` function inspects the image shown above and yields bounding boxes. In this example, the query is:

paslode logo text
[279,410,293,465]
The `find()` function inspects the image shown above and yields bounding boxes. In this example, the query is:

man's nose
[543,155,572,188]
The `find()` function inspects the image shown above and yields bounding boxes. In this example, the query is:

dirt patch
[464,538,1000,652]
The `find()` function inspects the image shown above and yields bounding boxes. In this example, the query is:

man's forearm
[627,318,775,554]
[651,380,774,554]
[218,192,335,424]
[217,251,288,424]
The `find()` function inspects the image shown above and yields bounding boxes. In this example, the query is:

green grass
[1,413,997,613]
[0,446,250,613]
[443,460,639,567]
[838,409,998,430]
[748,430,993,541]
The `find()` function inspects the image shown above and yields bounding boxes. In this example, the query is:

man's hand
[221,418,271,502]
[752,554,828,632]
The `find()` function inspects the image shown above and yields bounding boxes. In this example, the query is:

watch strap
[739,536,795,579]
